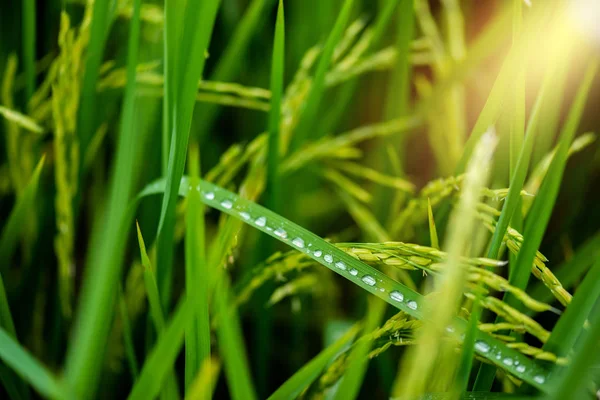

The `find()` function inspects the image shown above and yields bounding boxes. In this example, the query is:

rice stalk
[51,12,84,318]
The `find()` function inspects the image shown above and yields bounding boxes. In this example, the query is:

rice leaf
[0,156,45,269]
[321,0,403,135]
[548,297,600,400]
[453,2,552,174]
[506,60,598,306]
[454,296,483,396]
[184,146,210,392]
[118,286,139,380]
[427,198,439,249]
[393,129,497,398]
[0,270,29,400]
[136,222,181,399]
[156,0,221,310]
[335,298,387,400]
[289,0,356,150]
[213,271,258,400]
[385,0,415,120]
[543,256,600,358]
[195,0,277,142]
[185,357,220,400]
[268,324,361,400]
[136,222,166,331]
[507,0,525,234]
[0,105,43,133]
[162,0,185,173]
[253,1,285,394]
[135,176,554,392]
[267,0,285,213]
[0,326,65,399]
[474,57,598,392]
[128,296,189,400]
[77,0,112,166]
[63,0,144,395]
[486,58,553,262]
[22,0,36,101]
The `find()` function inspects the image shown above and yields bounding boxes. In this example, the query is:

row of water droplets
[201,187,419,313]
[473,339,546,385]
[199,185,548,389]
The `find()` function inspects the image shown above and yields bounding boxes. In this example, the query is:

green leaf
[267,0,285,213]
[506,60,598,305]
[162,0,185,173]
[156,0,221,311]
[128,296,189,400]
[0,155,45,269]
[268,324,360,400]
[474,57,598,393]
[543,256,600,358]
[486,58,553,261]
[289,0,356,150]
[455,296,483,396]
[549,298,600,399]
[77,0,112,167]
[136,222,166,331]
[136,222,181,399]
[213,271,258,400]
[136,176,554,392]
[0,326,65,399]
[184,146,210,393]
[22,0,36,101]
[419,393,536,400]
[195,0,277,143]
[393,130,497,398]
[118,286,139,380]
[0,271,29,400]
[63,0,144,396]
[0,105,43,133]
[335,298,387,400]
[321,0,403,136]
[452,2,552,174]
[384,0,415,119]
[253,1,285,394]
[427,198,439,249]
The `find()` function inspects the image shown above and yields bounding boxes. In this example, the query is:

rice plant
[0,0,599,399]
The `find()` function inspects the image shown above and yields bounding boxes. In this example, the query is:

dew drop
[204,192,215,200]
[196,184,201,192]
[313,250,322,257]
[361,275,376,286]
[446,326,455,333]
[533,375,545,384]
[292,238,305,248]
[349,268,358,276]
[255,216,267,227]
[240,212,251,220]
[390,291,404,302]
[407,300,418,310]
[503,358,514,366]
[220,199,233,209]
[274,228,287,238]
[516,365,526,373]
[334,261,347,271]
[474,341,491,353]
[379,287,385,292]
[324,254,333,263]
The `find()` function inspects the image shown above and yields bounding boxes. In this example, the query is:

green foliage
[0,1,599,399]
